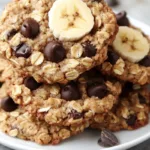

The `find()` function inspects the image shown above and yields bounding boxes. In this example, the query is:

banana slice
[48,0,94,41]
[113,27,150,63]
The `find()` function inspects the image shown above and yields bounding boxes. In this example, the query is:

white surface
[0,1,150,150]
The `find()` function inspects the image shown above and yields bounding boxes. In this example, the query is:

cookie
[98,12,150,85]
[0,0,118,84]
[0,84,89,145]
[91,85,150,131]
[0,59,122,126]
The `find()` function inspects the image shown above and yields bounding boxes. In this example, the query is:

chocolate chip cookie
[0,0,118,84]
[91,85,150,131]
[98,11,150,85]
[0,84,90,145]
[0,58,121,126]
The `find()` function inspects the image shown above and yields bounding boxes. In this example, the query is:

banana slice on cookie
[113,27,150,63]
[48,0,94,41]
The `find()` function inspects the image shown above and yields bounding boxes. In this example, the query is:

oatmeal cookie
[0,84,90,145]
[91,84,150,131]
[0,0,118,84]
[98,11,150,85]
[0,60,122,126]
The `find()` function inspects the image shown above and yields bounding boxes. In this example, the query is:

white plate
[0,1,150,150]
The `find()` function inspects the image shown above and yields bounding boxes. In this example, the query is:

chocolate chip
[69,109,83,119]
[82,41,97,57]
[21,18,40,39]
[14,43,31,58]
[61,82,81,101]
[1,97,18,112]
[83,68,104,82]
[120,82,133,97]
[87,83,108,99]
[105,0,119,7]
[138,93,146,104]
[82,68,101,79]
[24,77,41,91]
[139,56,150,67]
[7,29,17,40]
[86,76,105,87]
[107,50,119,65]
[98,129,119,147]
[116,11,130,26]
[44,41,66,63]
[126,115,137,126]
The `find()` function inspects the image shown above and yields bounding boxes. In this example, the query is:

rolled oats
[42,63,58,74]
[65,70,79,80]
[71,44,83,58]
[113,58,125,75]
[12,85,22,96]
[61,59,79,72]
[31,52,44,66]
[9,33,21,47]
[81,57,93,68]
[9,129,18,137]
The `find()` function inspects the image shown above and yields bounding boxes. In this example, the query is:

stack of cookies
[0,0,149,147]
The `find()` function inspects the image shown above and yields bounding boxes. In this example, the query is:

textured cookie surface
[99,13,150,85]
[0,0,118,84]
[0,59,121,126]
[0,84,90,145]
[91,85,150,131]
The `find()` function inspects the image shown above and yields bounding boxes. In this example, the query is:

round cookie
[0,0,118,84]
[0,84,90,145]
[98,12,150,85]
[91,84,150,131]
[0,60,122,126]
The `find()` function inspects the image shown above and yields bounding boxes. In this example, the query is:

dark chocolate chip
[120,82,133,97]
[1,97,18,112]
[44,41,66,63]
[86,75,105,87]
[98,129,119,147]
[61,82,81,101]
[138,93,146,104]
[82,41,97,57]
[81,68,101,79]
[107,50,119,65]
[139,56,150,67]
[116,11,130,26]
[7,29,17,40]
[126,115,137,126]
[14,43,31,58]
[24,77,41,91]
[105,0,119,7]
[20,18,40,39]
[87,83,108,99]
[69,109,83,119]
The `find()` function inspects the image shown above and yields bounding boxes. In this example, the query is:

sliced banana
[113,26,150,63]
[48,0,94,41]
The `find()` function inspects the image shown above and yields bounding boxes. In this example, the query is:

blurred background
[105,0,150,25]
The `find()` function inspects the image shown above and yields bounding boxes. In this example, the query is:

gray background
[0,0,150,150]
